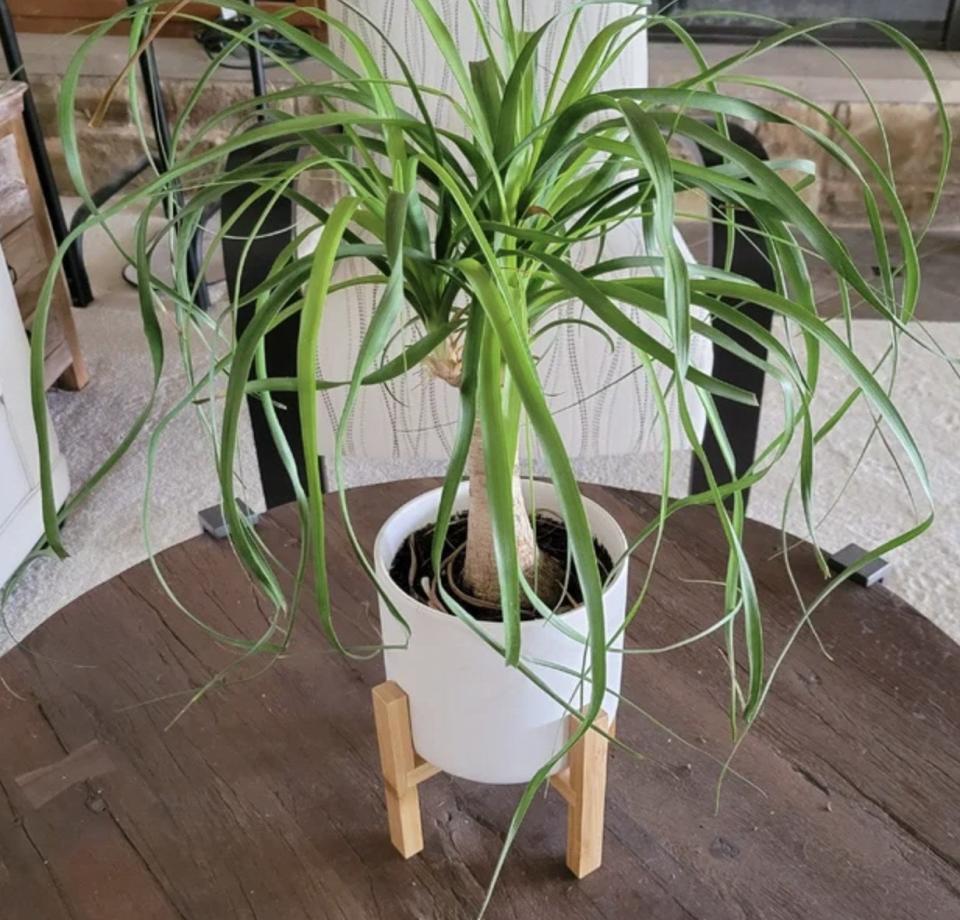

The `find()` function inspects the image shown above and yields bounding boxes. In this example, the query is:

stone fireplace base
[3,34,959,229]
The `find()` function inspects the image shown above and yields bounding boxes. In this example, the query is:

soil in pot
[389,510,614,622]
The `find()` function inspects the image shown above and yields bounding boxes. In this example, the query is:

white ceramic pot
[375,481,629,784]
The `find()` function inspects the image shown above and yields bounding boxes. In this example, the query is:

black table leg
[223,144,314,509]
[689,123,777,510]
[126,0,211,312]
[226,7,323,508]
[244,0,269,101]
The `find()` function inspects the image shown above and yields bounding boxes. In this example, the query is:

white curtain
[314,2,711,463]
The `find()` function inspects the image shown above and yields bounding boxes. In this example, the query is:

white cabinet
[0,393,34,525]
[0,239,70,586]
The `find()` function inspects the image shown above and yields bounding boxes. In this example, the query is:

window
[653,1,960,49]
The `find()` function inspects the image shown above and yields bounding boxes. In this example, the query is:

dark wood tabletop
[2,481,958,920]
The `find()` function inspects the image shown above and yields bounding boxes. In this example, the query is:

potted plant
[27,0,948,911]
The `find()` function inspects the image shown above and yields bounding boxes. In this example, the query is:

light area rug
[339,322,960,644]
[602,319,960,642]
[0,206,265,655]
[749,321,960,642]
[2,204,957,654]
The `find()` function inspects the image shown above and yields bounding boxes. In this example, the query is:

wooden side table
[0,81,86,390]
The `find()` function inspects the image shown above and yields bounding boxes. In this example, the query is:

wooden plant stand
[372,681,612,878]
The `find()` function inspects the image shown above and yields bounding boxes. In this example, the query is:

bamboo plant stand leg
[371,681,612,877]
[371,681,441,857]
[547,712,612,878]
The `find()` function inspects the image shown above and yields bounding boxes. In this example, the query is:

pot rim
[373,480,629,628]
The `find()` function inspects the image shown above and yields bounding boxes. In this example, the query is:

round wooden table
[1,482,958,919]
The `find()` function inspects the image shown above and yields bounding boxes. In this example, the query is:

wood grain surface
[1,480,958,919]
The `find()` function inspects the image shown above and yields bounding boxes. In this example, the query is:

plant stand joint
[372,680,612,878]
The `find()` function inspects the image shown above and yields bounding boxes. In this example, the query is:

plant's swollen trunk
[427,346,563,611]
[463,422,563,607]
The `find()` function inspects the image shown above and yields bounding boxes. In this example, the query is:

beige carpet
[324,320,960,644]
[0,205,265,654]
[2,207,958,654]
[751,321,960,641]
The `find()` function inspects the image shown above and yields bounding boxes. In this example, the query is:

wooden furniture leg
[372,682,611,877]
[548,712,612,878]
[371,681,440,858]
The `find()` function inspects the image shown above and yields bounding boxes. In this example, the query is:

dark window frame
[650,0,960,50]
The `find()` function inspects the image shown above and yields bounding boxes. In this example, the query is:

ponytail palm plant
[28,0,949,909]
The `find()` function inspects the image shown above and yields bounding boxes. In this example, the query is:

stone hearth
[3,34,959,229]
